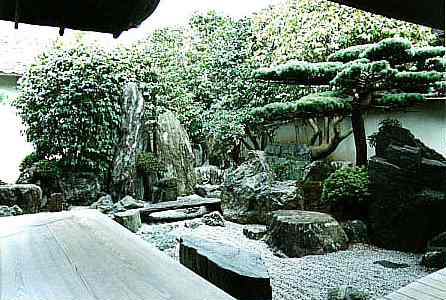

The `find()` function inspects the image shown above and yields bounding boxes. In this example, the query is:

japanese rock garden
[0,0,445,299]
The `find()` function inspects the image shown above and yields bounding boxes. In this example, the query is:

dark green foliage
[426,57,446,72]
[412,46,446,61]
[136,152,165,175]
[33,159,62,181]
[330,60,397,90]
[321,166,369,205]
[368,118,401,148]
[254,61,344,85]
[394,71,444,92]
[15,45,156,175]
[376,93,426,107]
[19,152,39,172]
[250,92,351,123]
[359,38,413,65]
[328,44,372,62]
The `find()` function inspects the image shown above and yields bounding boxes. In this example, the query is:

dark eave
[328,0,445,30]
[0,0,160,37]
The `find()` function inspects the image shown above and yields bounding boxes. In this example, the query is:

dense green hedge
[15,45,156,175]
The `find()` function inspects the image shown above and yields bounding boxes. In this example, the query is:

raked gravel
[137,219,432,300]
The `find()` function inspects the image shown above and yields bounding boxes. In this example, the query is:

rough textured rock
[266,210,348,257]
[59,172,101,206]
[194,184,221,199]
[114,209,142,233]
[243,225,268,240]
[0,205,23,217]
[157,110,197,196]
[221,151,303,224]
[368,126,446,252]
[341,220,368,244]
[48,193,64,212]
[153,177,178,202]
[427,232,446,252]
[201,211,225,227]
[421,251,446,269]
[90,195,114,214]
[195,165,223,185]
[179,235,272,300]
[327,286,370,300]
[113,195,145,212]
[111,83,146,200]
[0,184,42,213]
[148,207,209,223]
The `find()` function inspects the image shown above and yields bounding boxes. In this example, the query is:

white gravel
[137,219,432,300]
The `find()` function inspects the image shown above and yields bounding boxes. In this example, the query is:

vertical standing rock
[111,83,146,200]
[157,111,197,196]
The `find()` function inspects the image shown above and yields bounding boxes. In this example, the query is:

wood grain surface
[0,210,235,300]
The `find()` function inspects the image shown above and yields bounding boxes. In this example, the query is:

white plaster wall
[274,101,446,162]
[0,76,34,183]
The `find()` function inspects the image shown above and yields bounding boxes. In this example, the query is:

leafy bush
[15,45,156,175]
[33,159,62,181]
[136,152,165,175]
[19,152,39,172]
[321,166,369,205]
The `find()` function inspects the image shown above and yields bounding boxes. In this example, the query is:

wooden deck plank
[0,211,235,300]
[381,268,446,300]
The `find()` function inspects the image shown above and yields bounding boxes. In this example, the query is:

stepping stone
[266,210,348,257]
[179,235,272,300]
[114,209,142,233]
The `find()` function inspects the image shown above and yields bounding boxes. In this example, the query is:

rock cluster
[368,126,446,251]
[201,211,225,227]
[0,205,23,217]
[327,286,370,300]
[221,151,303,224]
[341,220,368,244]
[90,195,145,215]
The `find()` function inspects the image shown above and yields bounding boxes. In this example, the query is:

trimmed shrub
[321,166,369,205]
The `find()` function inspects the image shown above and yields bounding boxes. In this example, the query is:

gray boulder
[266,210,348,257]
[194,184,222,198]
[59,172,101,206]
[0,184,42,213]
[114,195,145,212]
[157,111,197,196]
[0,205,23,217]
[111,83,146,200]
[421,251,446,269]
[115,209,142,233]
[221,151,303,224]
[341,220,368,244]
[201,211,225,227]
[90,195,114,214]
[243,225,268,240]
[368,125,446,252]
[179,235,272,300]
[327,286,370,300]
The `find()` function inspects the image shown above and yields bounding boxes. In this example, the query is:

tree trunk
[351,100,368,166]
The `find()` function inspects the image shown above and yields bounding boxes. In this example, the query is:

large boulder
[157,111,197,196]
[0,184,42,213]
[221,151,303,224]
[266,210,348,257]
[111,83,146,200]
[59,172,101,206]
[368,126,446,252]
[179,235,272,300]
[0,205,24,217]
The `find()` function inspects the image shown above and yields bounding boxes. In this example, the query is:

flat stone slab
[179,235,272,300]
[266,210,348,257]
